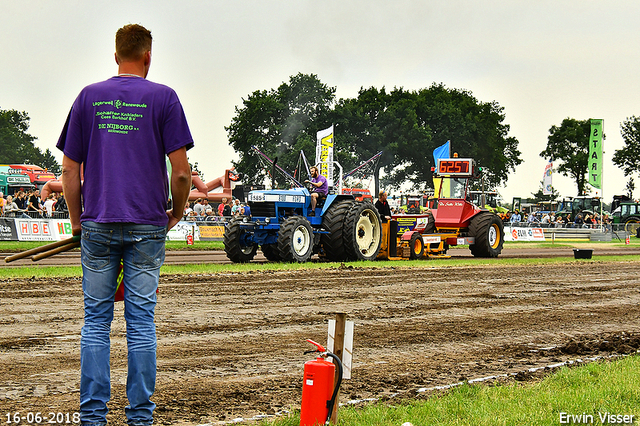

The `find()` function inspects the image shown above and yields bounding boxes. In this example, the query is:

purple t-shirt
[312,174,328,196]
[56,76,194,226]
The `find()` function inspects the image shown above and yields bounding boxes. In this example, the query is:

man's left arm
[61,155,83,236]
[167,147,192,230]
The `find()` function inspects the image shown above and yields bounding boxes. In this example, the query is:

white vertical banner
[327,319,354,379]
[542,161,553,195]
[316,125,334,187]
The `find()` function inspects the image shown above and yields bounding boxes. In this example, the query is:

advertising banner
[504,227,546,242]
[199,225,225,241]
[15,219,55,241]
[542,161,553,195]
[588,119,603,189]
[0,218,18,241]
[167,221,201,241]
[13,219,74,241]
[316,125,334,187]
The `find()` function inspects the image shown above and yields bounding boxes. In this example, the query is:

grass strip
[266,356,640,426]
[1,238,640,253]
[2,255,640,279]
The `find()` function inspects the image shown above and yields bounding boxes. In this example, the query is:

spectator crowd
[505,209,610,229]
[0,189,68,218]
[0,189,613,231]
[182,196,250,223]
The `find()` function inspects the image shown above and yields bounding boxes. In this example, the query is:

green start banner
[589,119,603,189]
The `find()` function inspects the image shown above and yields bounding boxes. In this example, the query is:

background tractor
[223,187,382,263]
[378,157,505,260]
[611,195,640,235]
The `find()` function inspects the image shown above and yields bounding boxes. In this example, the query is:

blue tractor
[223,187,382,263]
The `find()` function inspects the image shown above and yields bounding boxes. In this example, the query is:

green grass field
[2,239,640,279]
[265,356,640,426]
[1,237,639,254]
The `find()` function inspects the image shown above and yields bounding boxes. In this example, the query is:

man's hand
[166,210,182,230]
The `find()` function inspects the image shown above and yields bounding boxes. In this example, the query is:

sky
[3,0,640,206]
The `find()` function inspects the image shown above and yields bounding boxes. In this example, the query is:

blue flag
[433,141,451,165]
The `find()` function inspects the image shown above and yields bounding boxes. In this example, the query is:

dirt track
[2,256,640,425]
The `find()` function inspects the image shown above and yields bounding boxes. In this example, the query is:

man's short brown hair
[115,24,152,62]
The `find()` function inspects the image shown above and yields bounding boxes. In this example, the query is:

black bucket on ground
[573,249,593,259]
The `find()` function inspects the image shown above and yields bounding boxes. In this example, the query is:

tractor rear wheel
[321,200,354,261]
[468,212,504,258]
[409,233,424,259]
[261,244,281,261]
[224,218,258,263]
[278,216,313,262]
[344,201,382,261]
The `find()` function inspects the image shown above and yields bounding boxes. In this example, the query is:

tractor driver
[305,166,328,216]
[375,190,392,222]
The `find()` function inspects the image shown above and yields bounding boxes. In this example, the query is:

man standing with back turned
[58,24,193,426]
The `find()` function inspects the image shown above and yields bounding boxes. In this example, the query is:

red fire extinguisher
[300,339,343,426]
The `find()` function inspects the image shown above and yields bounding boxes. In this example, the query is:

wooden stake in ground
[329,312,346,425]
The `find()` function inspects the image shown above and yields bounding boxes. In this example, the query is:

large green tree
[330,87,431,195]
[333,84,521,193]
[225,73,336,187]
[412,84,521,190]
[540,118,591,196]
[0,108,61,174]
[227,77,521,193]
[612,116,640,183]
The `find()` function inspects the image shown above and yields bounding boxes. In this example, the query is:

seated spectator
[510,210,521,224]
[205,208,217,221]
[540,213,550,224]
[4,195,19,216]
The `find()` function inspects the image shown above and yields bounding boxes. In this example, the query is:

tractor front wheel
[278,216,313,262]
[409,233,425,259]
[224,218,258,263]
[468,212,504,258]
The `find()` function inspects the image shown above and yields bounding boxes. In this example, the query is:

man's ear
[114,53,120,65]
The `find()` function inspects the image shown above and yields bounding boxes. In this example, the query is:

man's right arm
[61,155,83,236]
[167,147,192,230]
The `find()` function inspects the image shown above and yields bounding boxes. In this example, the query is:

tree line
[0,108,61,174]
[226,73,521,195]
[4,74,640,200]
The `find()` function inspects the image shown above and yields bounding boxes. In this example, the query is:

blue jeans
[79,222,166,426]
